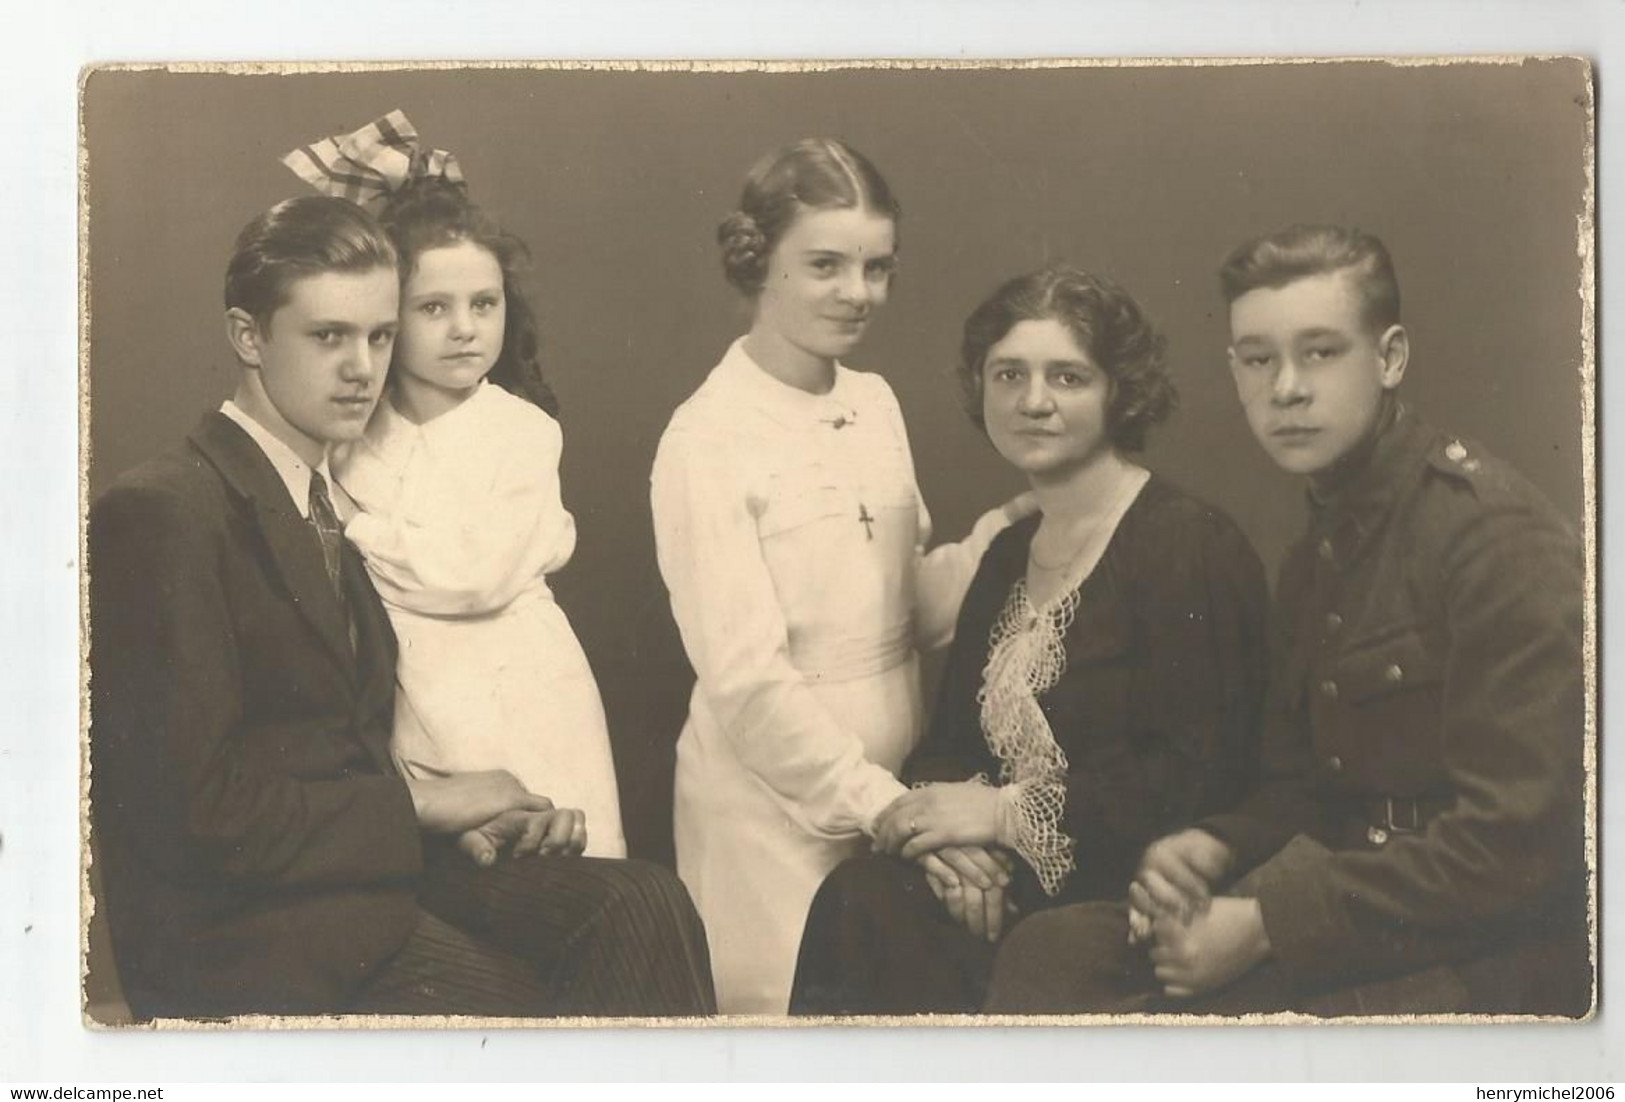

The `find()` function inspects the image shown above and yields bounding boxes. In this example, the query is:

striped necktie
[307,471,345,600]
[308,471,357,651]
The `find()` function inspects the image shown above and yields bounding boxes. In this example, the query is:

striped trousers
[349,844,716,1018]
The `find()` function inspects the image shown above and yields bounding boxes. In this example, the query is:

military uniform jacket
[1202,404,1588,1007]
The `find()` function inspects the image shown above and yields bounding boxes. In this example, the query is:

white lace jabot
[976,470,1149,895]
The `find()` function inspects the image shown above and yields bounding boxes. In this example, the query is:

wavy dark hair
[1218,224,1400,334]
[958,265,1176,453]
[224,195,397,328]
[377,177,558,417]
[716,137,902,294]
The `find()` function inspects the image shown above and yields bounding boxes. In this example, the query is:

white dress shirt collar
[716,337,861,429]
[219,400,334,520]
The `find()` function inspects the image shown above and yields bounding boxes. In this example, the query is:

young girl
[650,138,1030,1013]
[290,117,627,861]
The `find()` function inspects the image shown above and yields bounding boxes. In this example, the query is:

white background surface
[2,0,1620,1082]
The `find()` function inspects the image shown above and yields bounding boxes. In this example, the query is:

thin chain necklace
[1025,468,1147,581]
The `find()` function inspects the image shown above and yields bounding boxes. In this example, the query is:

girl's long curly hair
[378,177,559,417]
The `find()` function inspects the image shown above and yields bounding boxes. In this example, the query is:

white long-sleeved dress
[336,381,626,858]
[650,338,1011,1013]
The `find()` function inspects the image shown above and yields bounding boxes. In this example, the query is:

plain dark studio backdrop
[82,62,1587,1003]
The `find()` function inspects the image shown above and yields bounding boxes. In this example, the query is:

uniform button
[1367,825,1389,846]
[1325,612,1343,632]
[1319,679,1339,701]
[1318,539,1335,561]
[1384,663,1404,684]
[1326,755,1343,773]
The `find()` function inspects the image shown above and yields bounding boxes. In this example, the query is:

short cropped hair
[958,265,1176,453]
[1218,224,1401,333]
[717,138,901,294]
[223,196,399,327]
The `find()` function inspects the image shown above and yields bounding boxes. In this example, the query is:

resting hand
[406,770,555,834]
[456,808,549,867]
[918,851,960,905]
[456,805,589,867]
[1149,897,1271,999]
[537,807,589,857]
[916,847,1016,944]
[1129,828,1234,923]
[915,843,1012,892]
[1127,904,1154,946]
[873,783,1004,858]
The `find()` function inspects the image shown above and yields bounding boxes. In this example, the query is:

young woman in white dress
[651,138,1031,1013]
[331,169,627,862]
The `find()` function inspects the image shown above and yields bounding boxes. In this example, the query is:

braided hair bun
[715,138,901,297]
[717,210,769,293]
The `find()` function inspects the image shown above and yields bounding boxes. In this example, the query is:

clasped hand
[1125,828,1269,998]
[457,805,588,867]
[1128,827,1234,927]
[873,784,1018,941]
[404,769,589,867]
[917,845,1017,944]
[1147,897,1270,999]
[872,781,1005,858]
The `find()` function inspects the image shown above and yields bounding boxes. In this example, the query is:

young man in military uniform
[981,225,1589,1016]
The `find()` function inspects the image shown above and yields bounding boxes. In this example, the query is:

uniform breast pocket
[1328,626,1446,781]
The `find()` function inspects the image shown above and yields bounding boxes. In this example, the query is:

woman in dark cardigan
[789,265,1269,1015]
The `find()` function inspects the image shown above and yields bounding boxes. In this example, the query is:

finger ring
[908,817,919,834]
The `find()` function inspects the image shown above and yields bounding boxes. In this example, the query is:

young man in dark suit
[981,225,1589,1017]
[89,196,714,1019]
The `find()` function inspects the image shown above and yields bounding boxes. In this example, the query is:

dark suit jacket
[89,411,424,1018]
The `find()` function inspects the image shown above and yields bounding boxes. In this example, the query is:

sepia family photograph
[78,58,1595,1029]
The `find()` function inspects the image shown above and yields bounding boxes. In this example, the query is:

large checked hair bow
[282,109,463,210]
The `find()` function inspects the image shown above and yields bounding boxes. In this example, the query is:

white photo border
[5,0,1620,1083]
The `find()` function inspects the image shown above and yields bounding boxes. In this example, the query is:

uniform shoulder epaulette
[1425,434,1519,501]
[1429,436,1482,474]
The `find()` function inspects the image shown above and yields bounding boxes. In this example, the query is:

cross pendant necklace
[858,503,875,541]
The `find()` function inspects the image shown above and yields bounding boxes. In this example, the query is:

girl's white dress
[650,338,1012,1013]
[336,381,626,859]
